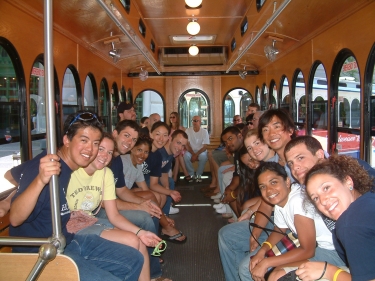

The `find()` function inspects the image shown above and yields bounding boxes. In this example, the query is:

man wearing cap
[117,101,137,121]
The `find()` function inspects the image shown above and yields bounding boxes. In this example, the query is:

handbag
[249,211,300,257]
[66,168,106,234]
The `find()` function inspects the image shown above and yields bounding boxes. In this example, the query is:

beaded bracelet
[230,190,237,199]
[136,228,143,236]
[317,261,327,280]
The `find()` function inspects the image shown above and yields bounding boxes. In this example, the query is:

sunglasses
[66,112,101,132]
[192,119,200,122]
[246,121,253,125]
[151,240,167,256]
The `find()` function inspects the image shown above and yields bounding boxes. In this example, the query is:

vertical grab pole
[43,0,66,253]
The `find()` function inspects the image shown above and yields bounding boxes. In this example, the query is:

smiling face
[130,143,150,165]
[240,153,260,170]
[89,137,114,171]
[150,125,169,149]
[169,133,188,156]
[285,143,325,184]
[64,126,102,170]
[245,134,273,162]
[306,174,355,220]
[261,115,293,153]
[258,170,291,207]
[113,126,138,155]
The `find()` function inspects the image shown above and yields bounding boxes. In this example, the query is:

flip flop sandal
[162,231,187,244]
[184,175,193,183]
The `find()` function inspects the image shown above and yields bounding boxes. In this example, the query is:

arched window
[99,79,110,132]
[269,80,277,109]
[0,38,26,193]
[222,88,251,128]
[310,63,328,149]
[62,66,81,123]
[331,51,360,159]
[365,43,375,166]
[83,74,97,113]
[29,55,60,156]
[261,84,268,110]
[179,89,210,132]
[280,76,290,112]
[111,82,119,130]
[134,89,165,123]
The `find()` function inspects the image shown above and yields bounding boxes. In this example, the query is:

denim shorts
[75,218,114,236]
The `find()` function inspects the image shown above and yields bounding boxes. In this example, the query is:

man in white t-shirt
[183,115,210,182]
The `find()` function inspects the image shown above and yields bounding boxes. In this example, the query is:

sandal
[161,231,187,244]
[184,175,193,183]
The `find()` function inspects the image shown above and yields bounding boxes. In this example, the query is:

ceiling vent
[160,46,226,66]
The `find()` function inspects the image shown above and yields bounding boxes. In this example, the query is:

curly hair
[305,155,374,195]
[134,134,153,151]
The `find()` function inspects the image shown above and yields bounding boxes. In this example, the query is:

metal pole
[43,0,65,253]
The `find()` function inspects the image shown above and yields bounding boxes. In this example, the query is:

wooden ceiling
[12,0,370,75]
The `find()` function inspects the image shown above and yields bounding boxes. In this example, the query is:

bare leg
[159,214,186,242]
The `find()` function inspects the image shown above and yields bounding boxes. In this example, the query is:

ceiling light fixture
[185,0,202,8]
[139,67,149,81]
[189,45,199,56]
[239,66,247,79]
[187,19,200,35]
[264,39,279,62]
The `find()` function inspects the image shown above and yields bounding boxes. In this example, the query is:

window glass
[370,63,375,167]
[62,67,79,123]
[0,45,21,193]
[83,75,95,113]
[294,71,306,123]
[280,77,290,112]
[99,79,109,132]
[134,90,165,123]
[270,82,277,109]
[111,83,119,131]
[222,88,251,128]
[179,90,209,132]
[337,56,360,159]
[256,87,260,105]
[261,85,268,110]
[30,62,46,135]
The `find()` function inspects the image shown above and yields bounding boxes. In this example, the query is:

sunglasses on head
[66,112,101,132]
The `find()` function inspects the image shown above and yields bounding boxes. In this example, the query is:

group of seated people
[208,106,375,281]
[0,102,200,281]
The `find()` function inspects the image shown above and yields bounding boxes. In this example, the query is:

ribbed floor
[160,176,227,281]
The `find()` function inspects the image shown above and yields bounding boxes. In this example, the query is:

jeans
[218,219,274,281]
[64,234,143,281]
[96,209,162,279]
[183,150,208,176]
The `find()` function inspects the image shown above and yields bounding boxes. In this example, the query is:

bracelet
[135,228,143,236]
[317,261,327,280]
[333,269,344,281]
[230,191,237,199]
[261,241,272,249]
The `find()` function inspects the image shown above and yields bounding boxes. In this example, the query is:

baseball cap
[117,102,135,115]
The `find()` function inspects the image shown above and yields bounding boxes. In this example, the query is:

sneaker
[213,198,221,204]
[213,203,224,209]
[215,204,228,214]
[210,193,222,200]
[196,175,202,183]
[169,206,180,215]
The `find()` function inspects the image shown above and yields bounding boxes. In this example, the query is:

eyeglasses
[66,112,101,132]
[151,240,167,256]
[170,116,176,119]
[192,119,200,122]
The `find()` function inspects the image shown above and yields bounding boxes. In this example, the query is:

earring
[349,186,353,191]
